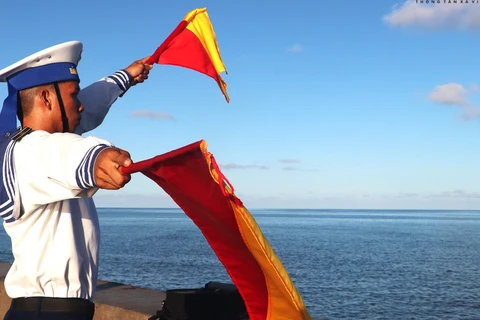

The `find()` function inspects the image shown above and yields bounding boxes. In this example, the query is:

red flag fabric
[122,140,312,320]
[147,8,229,102]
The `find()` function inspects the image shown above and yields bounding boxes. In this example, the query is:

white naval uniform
[1,70,132,301]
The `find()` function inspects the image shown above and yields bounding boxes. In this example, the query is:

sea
[0,208,479,320]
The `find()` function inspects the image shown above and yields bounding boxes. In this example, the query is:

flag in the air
[122,141,312,320]
[147,8,229,102]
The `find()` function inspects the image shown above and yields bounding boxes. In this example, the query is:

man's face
[54,81,83,132]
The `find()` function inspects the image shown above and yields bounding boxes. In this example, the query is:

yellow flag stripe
[184,8,227,76]
[232,204,313,320]
[200,141,311,319]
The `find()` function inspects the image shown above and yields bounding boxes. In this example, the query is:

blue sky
[1,0,480,209]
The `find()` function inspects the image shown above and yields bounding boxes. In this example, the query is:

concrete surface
[0,262,165,319]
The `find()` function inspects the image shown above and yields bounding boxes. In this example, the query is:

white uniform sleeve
[75,70,132,135]
[14,131,114,207]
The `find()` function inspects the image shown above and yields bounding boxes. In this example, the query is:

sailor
[0,41,152,320]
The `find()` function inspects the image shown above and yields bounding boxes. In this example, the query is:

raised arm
[75,57,153,135]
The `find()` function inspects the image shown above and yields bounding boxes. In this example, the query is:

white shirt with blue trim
[2,69,131,301]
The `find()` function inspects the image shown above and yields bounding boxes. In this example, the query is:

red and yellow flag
[123,140,312,320]
[147,8,229,102]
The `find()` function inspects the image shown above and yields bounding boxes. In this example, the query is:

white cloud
[220,163,268,170]
[279,159,301,163]
[383,0,480,30]
[281,166,318,172]
[129,110,175,120]
[282,166,299,171]
[469,83,480,92]
[287,44,303,53]
[396,192,421,198]
[428,83,480,119]
[428,83,469,106]
[428,189,480,198]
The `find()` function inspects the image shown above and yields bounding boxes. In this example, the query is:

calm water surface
[0,208,479,319]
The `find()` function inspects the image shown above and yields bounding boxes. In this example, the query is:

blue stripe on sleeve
[75,144,110,189]
[0,141,17,223]
[106,70,132,92]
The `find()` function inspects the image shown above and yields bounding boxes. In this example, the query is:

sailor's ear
[39,87,53,110]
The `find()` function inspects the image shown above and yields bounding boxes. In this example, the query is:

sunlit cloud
[220,163,269,170]
[279,159,301,163]
[287,43,303,53]
[383,0,480,31]
[428,83,480,119]
[129,109,175,120]
[428,189,480,199]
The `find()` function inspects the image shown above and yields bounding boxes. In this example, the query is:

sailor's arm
[15,132,131,206]
[75,57,152,135]
[74,69,131,134]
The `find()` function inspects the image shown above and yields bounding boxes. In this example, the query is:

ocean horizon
[0,208,479,319]
[98,207,480,211]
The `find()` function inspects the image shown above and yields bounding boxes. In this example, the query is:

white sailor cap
[0,41,83,136]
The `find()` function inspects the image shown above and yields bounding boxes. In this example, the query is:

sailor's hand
[94,147,132,190]
[125,57,153,86]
